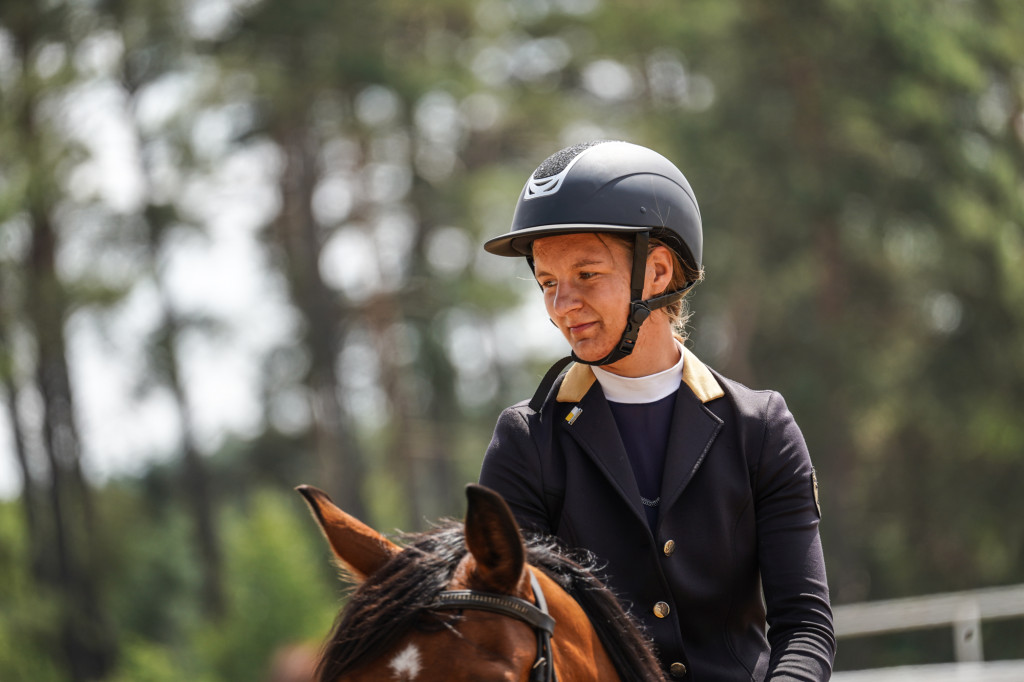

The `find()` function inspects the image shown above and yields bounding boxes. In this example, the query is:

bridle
[435,570,556,682]
[435,569,557,682]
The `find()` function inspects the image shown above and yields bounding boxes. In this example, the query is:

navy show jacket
[479,348,835,681]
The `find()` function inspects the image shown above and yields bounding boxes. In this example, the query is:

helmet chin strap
[571,232,694,367]
[528,231,694,412]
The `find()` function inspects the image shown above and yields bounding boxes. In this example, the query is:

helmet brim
[483,223,651,257]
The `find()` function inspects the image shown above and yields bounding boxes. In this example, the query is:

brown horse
[297,484,667,682]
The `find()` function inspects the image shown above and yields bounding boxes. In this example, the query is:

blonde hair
[599,233,704,338]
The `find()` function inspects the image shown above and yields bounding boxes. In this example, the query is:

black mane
[316,522,666,682]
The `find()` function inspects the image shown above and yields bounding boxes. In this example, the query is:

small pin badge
[811,468,821,518]
[565,406,583,425]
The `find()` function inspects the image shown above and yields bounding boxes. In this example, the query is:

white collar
[591,339,685,404]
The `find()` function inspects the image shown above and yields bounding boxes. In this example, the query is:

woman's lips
[568,322,596,335]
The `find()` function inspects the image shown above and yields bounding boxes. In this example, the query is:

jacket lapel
[658,389,723,513]
[557,372,648,526]
[553,349,726,525]
[660,348,725,512]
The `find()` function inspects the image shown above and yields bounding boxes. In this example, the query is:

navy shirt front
[608,391,678,529]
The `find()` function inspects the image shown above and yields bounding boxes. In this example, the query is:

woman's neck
[593,339,685,403]
[599,319,680,377]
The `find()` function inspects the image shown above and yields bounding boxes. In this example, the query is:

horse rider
[479,140,836,681]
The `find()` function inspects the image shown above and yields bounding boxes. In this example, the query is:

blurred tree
[0,2,119,678]
[210,0,536,527]
[0,274,41,575]
[100,0,226,618]
[209,0,388,522]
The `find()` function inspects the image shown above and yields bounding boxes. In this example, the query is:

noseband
[435,569,557,682]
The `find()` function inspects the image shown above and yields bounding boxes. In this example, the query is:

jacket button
[663,539,676,556]
[670,662,688,677]
[653,601,670,618]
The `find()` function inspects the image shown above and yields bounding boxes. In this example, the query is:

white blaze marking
[388,644,422,680]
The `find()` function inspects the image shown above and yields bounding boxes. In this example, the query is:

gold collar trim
[555,346,724,404]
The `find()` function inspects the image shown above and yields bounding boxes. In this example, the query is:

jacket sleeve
[754,392,836,681]
[478,405,554,535]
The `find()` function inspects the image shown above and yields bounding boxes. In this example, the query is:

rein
[435,570,557,682]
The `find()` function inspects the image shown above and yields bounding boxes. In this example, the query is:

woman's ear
[646,245,675,297]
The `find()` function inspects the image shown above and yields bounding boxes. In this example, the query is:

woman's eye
[579,272,595,280]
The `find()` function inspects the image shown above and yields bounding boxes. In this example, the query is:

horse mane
[315,522,666,682]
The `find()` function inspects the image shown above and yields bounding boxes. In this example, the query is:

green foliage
[190,488,337,682]
[99,485,204,645]
[90,483,338,682]
[106,638,185,682]
[0,503,64,682]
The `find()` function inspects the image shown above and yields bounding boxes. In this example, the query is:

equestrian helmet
[483,140,703,271]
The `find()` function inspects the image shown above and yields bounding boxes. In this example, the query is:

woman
[479,140,835,681]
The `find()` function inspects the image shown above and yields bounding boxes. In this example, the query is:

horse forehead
[451,554,532,596]
[387,643,423,680]
[359,615,533,682]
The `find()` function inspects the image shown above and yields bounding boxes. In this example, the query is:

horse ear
[463,484,526,593]
[296,485,400,581]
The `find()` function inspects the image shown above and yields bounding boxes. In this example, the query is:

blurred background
[1,0,1022,680]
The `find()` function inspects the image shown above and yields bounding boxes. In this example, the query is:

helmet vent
[533,140,609,179]
[524,140,612,201]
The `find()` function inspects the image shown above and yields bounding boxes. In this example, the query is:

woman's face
[531,233,635,363]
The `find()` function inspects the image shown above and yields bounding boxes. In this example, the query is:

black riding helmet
[485,140,703,270]
[485,140,703,378]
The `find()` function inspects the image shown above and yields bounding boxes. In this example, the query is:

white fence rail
[831,583,1024,680]
[832,660,1024,681]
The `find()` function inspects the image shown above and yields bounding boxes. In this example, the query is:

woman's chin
[570,340,614,363]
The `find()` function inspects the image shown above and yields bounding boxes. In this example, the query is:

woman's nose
[550,282,582,315]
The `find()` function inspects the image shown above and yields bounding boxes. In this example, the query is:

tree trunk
[0,313,46,581]
[9,13,118,672]
[273,120,369,520]
[160,301,225,618]
[124,66,226,617]
[24,208,118,681]
[364,292,422,528]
